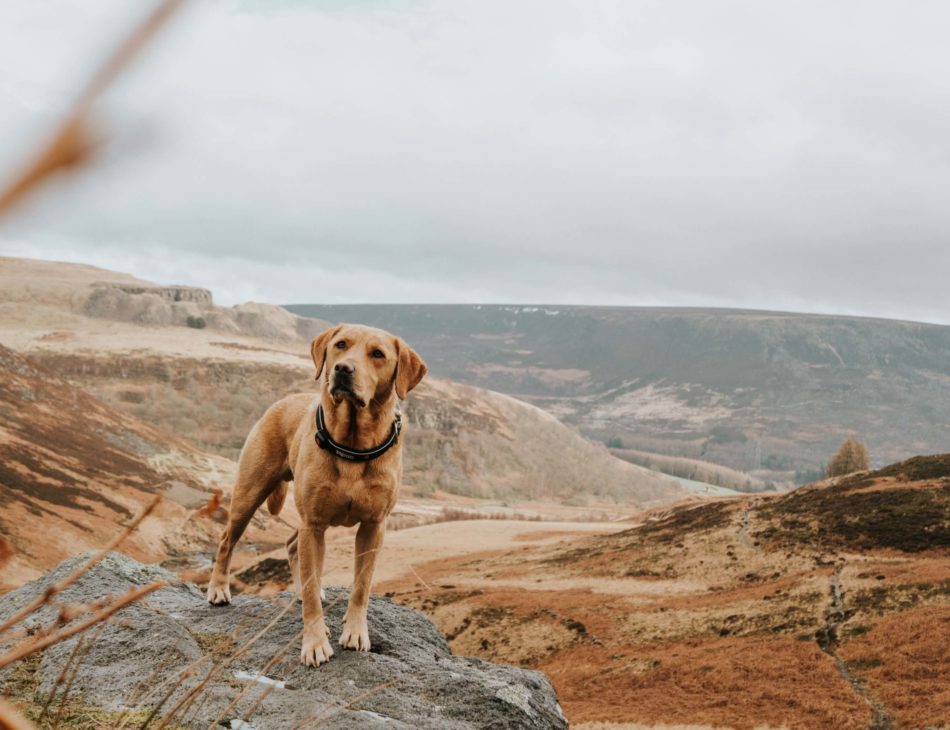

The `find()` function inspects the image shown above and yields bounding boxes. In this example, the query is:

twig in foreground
[50,621,110,730]
[0,582,166,671]
[0,495,162,640]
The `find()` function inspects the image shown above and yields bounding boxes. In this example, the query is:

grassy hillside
[286,304,950,480]
[611,447,768,492]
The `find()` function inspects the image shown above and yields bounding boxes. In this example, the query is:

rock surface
[0,553,567,729]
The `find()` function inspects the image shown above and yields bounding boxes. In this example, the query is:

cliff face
[0,257,329,343]
[0,553,568,729]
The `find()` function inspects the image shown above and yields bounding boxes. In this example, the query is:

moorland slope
[375,455,950,728]
[0,344,251,589]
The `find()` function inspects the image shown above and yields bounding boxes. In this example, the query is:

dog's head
[310,324,427,408]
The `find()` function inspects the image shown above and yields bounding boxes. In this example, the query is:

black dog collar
[314,404,401,462]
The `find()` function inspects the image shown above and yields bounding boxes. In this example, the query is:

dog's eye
[334,340,346,350]
[371,349,385,359]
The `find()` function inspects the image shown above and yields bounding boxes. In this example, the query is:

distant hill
[0,256,330,343]
[0,258,680,509]
[285,304,950,480]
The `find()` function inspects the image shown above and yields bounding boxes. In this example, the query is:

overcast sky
[0,1,948,323]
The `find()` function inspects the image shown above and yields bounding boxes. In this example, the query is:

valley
[2,256,948,729]
[286,304,950,484]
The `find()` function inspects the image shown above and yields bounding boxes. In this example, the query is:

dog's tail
[266,482,288,516]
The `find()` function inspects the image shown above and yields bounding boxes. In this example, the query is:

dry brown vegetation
[373,456,950,728]
[0,500,167,730]
[0,345,249,587]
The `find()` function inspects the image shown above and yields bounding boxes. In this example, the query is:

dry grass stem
[292,678,400,729]
[50,622,109,730]
[0,582,166,671]
[110,651,181,729]
[37,634,88,721]
[152,585,308,730]
[205,628,303,730]
[208,629,303,730]
[0,495,162,640]
[132,662,204,730]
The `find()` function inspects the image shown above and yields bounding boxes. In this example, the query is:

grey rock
[0,553,567,729]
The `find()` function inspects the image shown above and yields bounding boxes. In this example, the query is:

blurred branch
[0,0,185,218]
[0,698,35,730]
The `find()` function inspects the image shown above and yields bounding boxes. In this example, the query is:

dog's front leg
[340,520,384,652]
[298,524,333,666]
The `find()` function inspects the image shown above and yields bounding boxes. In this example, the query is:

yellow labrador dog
[206,324,427,666]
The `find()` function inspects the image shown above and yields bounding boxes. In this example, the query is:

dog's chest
[307,466,398,526]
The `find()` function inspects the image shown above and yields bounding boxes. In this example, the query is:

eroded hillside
[27,350,680,505]
[0,345,256,589]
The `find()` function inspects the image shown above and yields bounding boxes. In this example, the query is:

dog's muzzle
[330,374,366,408]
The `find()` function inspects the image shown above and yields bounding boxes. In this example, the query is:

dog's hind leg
[207,431,288,605]
[286,529,301,599]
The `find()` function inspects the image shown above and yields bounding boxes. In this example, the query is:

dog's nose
[334,362,355,375]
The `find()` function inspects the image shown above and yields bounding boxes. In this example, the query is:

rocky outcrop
[82,283,328,342]
[0,553,567,729]
[107,284,214,305]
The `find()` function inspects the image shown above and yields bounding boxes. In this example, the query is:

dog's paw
[206,582,231,606]
[339,619,371,652]
[300,634,334,667]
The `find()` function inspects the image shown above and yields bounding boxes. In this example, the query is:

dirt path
[737,497,759,549]
[817,561,895,730]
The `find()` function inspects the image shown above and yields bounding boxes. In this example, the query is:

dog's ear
[310,325,341,380]
[395,338,427,399]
